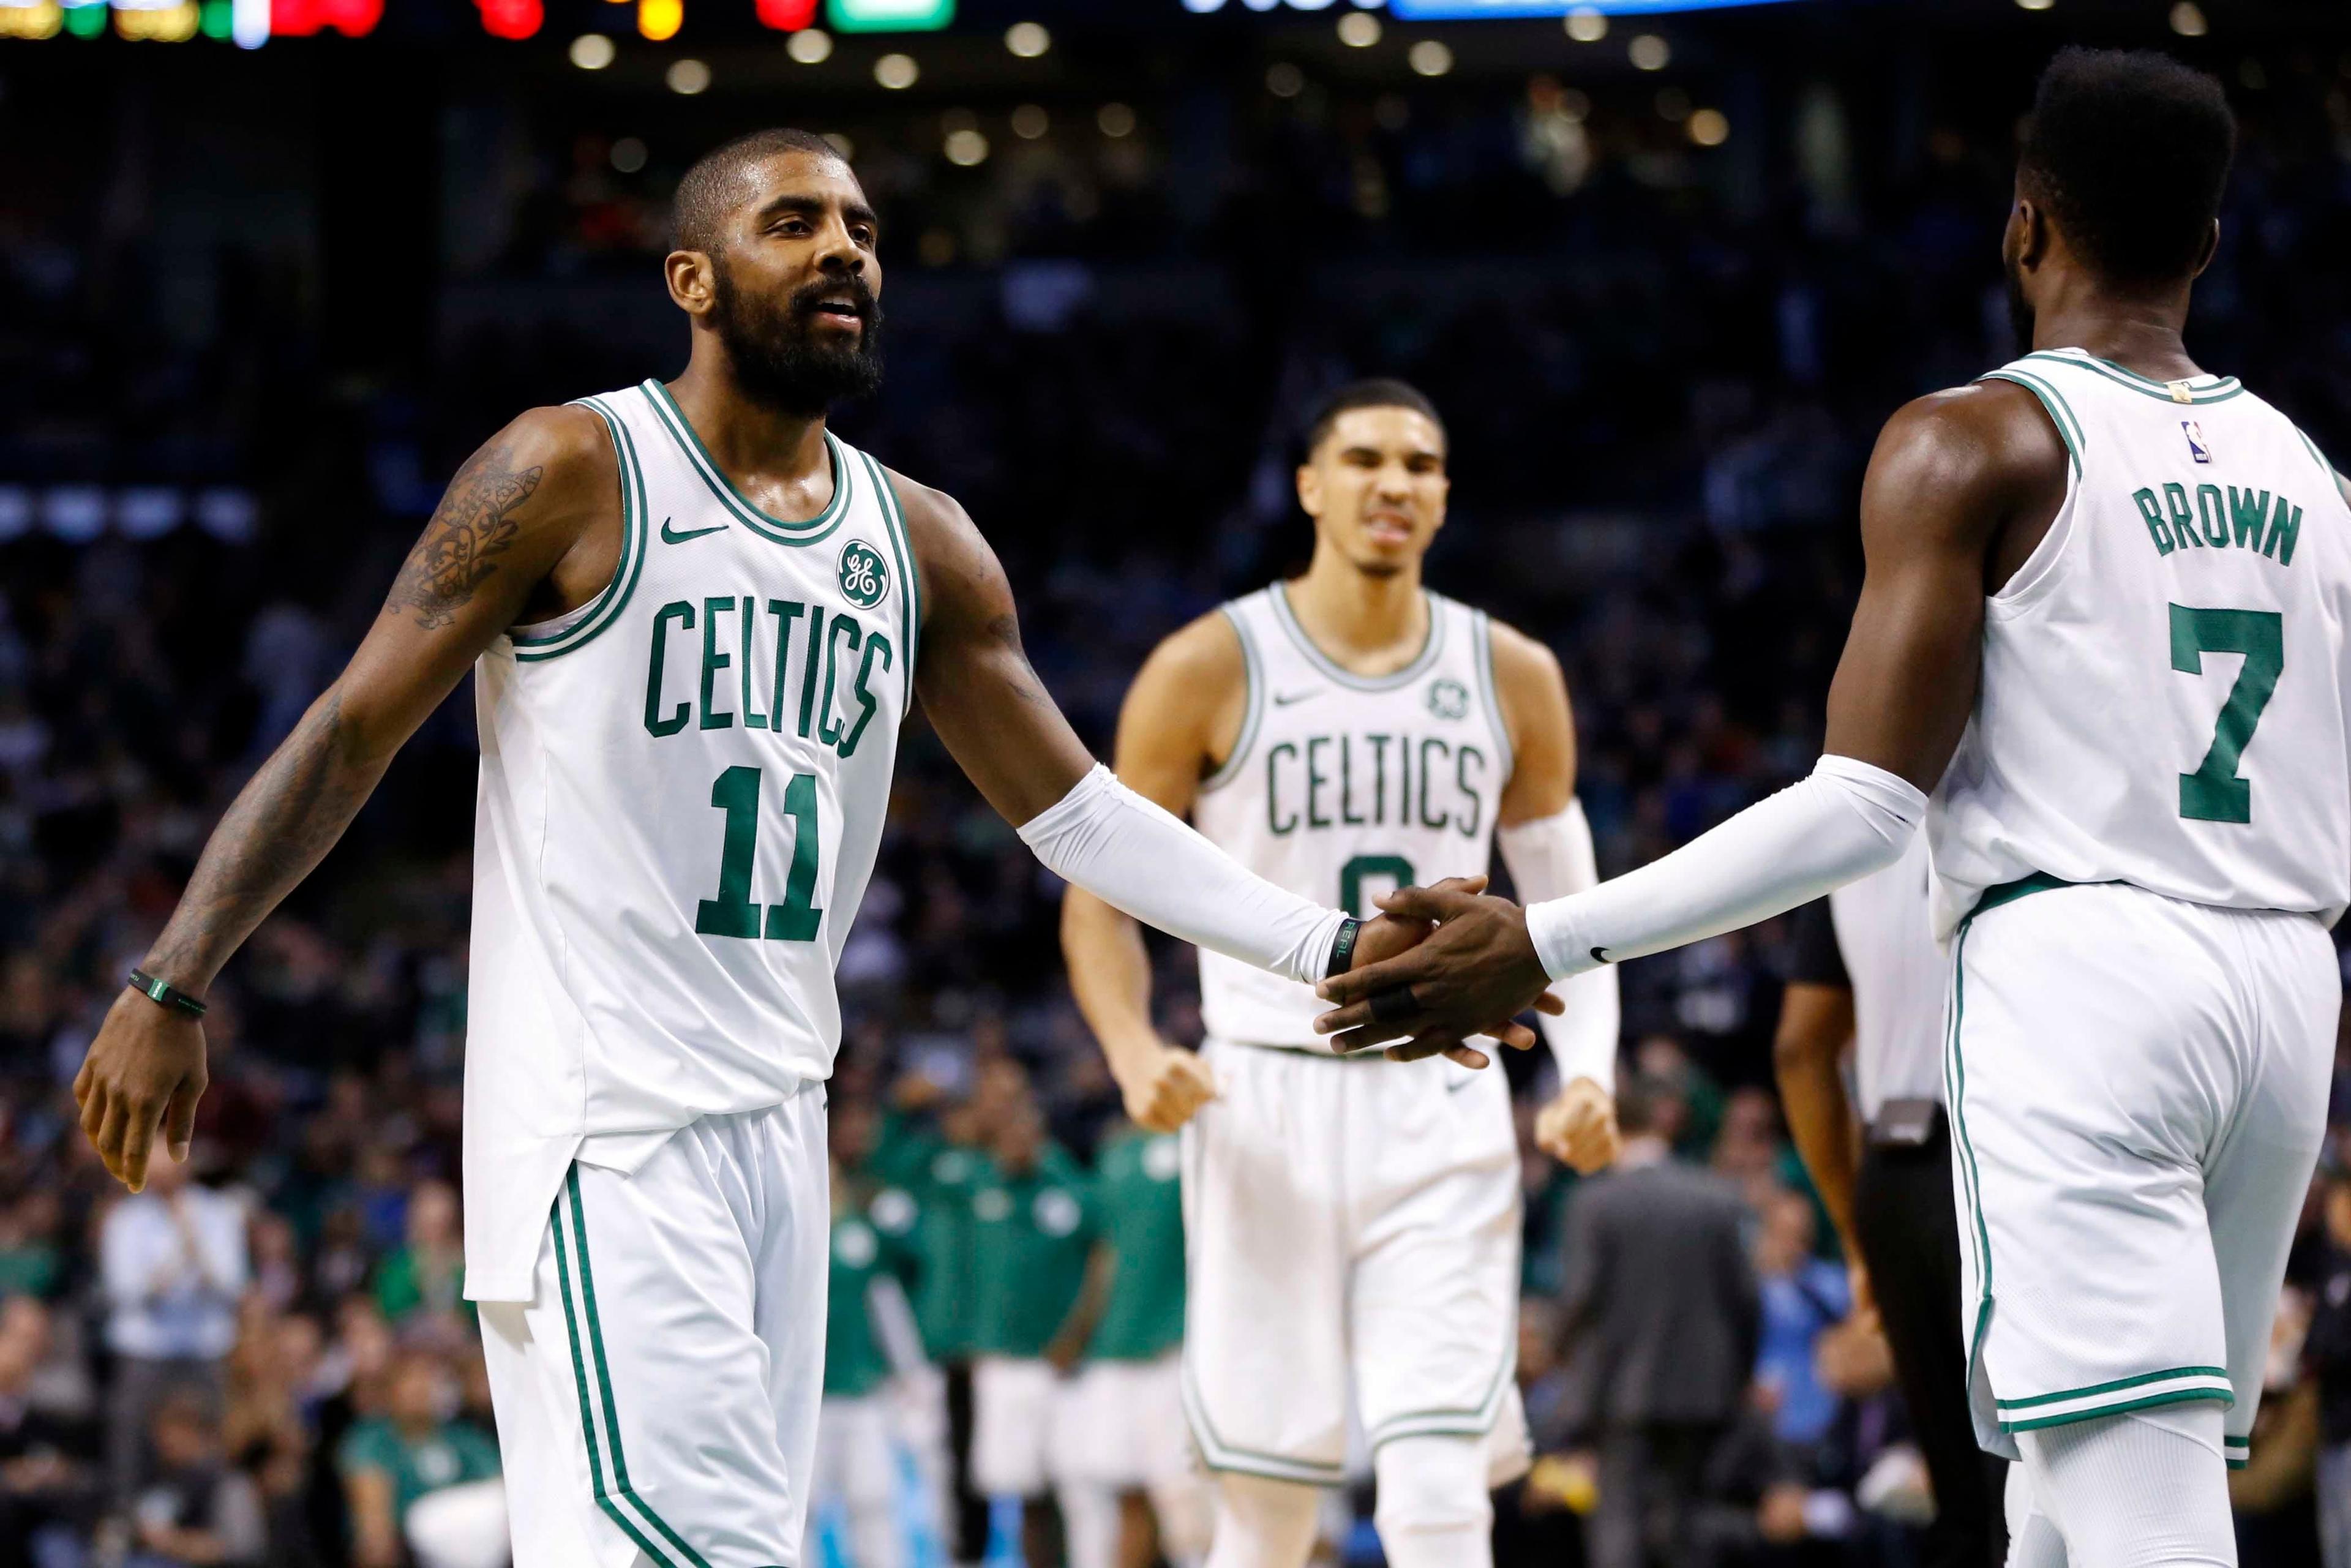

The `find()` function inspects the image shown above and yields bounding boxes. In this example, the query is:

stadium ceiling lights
[827,0,950,31]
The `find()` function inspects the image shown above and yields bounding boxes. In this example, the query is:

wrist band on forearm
[127,970,207,1018]
[1325,917,1362,981]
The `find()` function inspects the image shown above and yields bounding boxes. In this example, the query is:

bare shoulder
[875,464,978,549]
[384,405,617,631]
[1868,381,2069,507]
[1483,618,1568,703]
[1137,608,1244,694]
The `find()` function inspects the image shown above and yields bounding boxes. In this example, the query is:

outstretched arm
[74,407,617,1190]
[892,473,1534,1065]
[1059,614,1242,1131]
[1316,381,2066,1052]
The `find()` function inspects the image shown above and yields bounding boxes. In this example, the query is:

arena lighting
[637,0,678,40]
[786,23,831,58]
[268,0,379,35]
[826,0,950,32]
[756,0,815,26]
[478,0,540,36]
[1386,0,1801,16]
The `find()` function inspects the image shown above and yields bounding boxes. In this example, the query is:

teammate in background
[1060,380,1622,1568]
[1775,837,2005,1568]
[868,1087,994,1567]
[1055,1119,1209,1568]
[812,1135,918,1568]
[967,1088,1097,1568]
[1323,51,2351,1563]
[69,132,1520,1568]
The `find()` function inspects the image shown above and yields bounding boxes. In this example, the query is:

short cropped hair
[673,128,846,254]
[1300,378,1449,461]
[2019,48,2235,285]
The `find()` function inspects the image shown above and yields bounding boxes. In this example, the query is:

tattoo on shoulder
[384,447,542,630]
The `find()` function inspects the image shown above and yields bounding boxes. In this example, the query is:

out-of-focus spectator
[127,1390,266,1568]
[373,1180,465,1327]
[101,1157,249,1506]
[0,1193,64,1301]
[0,1297,97,1568]
[336,1351,501,1568]
[1751,1187,1850,1451]
[2309,1167,2351,1567]
[1558,1075,1760,1568]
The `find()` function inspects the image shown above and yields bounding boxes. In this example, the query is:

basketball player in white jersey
[66,132,1530,1568]
[1059,380,1622,1568]
[1319,51,2351,1564]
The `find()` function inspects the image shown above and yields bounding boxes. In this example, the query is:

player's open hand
[1535,1078,1620,1174]
[1343,876,1554,1068]
[73,989,209,1192]
[1117,1043,1218,1133]
[1316,882,1553,1063]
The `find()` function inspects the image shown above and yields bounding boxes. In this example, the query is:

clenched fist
[1535,1076,1620,1175]
[1116,1043,1218,1133]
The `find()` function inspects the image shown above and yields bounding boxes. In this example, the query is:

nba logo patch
[2183,421,2213,463]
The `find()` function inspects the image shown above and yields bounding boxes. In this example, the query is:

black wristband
[1325,917,1362,982]
[127,970,207,1019]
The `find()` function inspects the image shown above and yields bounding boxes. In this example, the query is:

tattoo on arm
[384,448,542,630]
[144,691,388,989]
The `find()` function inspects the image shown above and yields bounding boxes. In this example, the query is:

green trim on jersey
[551,1170,716,1568]
[1364,1347,1516,1448]
[1979,369,2085,479]
[1967,871,2097,921]
[1179,1356,1348,1485]
[643,380,855,546]
[512,395,650,662]
[1998,1383,2235,1435]
[1268,582,1446,691]
[2022,351,2244,406]
[1943,918,1995,1431]
[856,451,921,708]
[1470,607,1515,784]
[1199,600,1265,795]
[2292,426,2341,487]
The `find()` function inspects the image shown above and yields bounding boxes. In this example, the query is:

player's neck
[1284,550,1428,677]
[2028,283,2202,383]
[664,361,832,487]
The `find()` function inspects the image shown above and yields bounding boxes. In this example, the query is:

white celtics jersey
[1192,586,1512,1048]
[462,380,917,1299]
[1928,348,2351,940]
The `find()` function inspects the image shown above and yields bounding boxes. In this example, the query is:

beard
[708,261,885,416]
[2004,254,2035,352]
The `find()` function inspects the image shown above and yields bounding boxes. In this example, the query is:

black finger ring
[1368,987,1419,1024]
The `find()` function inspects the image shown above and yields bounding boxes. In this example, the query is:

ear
[666,250,718,318]
[1296,462,1324,519]
[2012,195,2052,274]
[2191,217,2220,280]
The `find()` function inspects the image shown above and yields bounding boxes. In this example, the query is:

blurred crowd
[9,23,2351,1568]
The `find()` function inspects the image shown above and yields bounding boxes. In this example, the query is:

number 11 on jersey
[695,765,825,941]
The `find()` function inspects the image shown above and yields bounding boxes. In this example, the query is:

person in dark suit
[1558,1075,1760,1568]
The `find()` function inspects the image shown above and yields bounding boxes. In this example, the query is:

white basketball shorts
[479,1089,830,1568]
[1945,880,2333,1468]
[1052,1352,1193,1493]
[1180,1039,1528,1488]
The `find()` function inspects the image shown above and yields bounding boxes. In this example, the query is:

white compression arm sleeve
[1020,764,1351,986]
[1496,801,1619,1093]
[1524,754,1927,983]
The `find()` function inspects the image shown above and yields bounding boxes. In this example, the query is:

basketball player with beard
[69,131,1531,1568]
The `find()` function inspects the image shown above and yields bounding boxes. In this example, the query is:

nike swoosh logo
[1272,690,1322,707]
[660,518,727,544]
[1591,947,1613,965]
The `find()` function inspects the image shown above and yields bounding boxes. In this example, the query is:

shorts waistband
[1967,871,2094,922]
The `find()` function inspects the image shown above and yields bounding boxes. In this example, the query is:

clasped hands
[1322,875,1560,1069]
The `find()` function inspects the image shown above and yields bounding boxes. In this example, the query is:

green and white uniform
[969,1146,1095,1500]
[468,380,920,1568]
[1054,1129,1207,1552]
[1182,585,1527,1485]
[1938,350,2351,1461]
[811,1211,913,1568]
